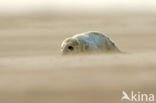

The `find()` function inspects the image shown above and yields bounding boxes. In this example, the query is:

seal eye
[68,46,74,50]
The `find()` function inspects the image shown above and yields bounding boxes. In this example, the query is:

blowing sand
[0,12,156,103]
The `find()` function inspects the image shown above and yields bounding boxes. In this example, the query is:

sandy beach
[0,12,156,103]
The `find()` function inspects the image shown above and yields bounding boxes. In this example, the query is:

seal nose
[61,49,68,56]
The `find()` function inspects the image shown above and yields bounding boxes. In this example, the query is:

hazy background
[0,0,156,103]
[0,0,156,13]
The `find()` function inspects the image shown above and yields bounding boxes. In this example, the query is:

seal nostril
[68,46,73,50]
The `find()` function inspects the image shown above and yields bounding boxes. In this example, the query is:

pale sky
[0,0,156,13]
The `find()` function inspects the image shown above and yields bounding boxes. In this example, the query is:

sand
[0,12,156,103]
